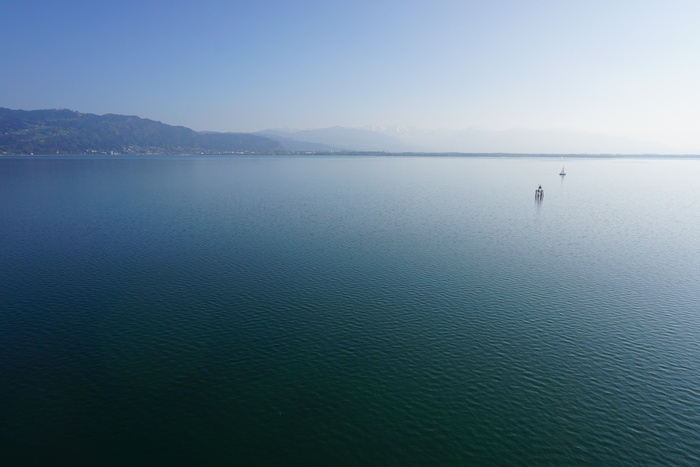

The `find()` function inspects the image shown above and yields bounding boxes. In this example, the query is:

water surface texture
[2,156,700,465]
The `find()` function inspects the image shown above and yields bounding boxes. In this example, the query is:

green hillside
[0,108,284,155]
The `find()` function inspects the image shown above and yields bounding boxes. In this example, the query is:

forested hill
[0,108,284,155]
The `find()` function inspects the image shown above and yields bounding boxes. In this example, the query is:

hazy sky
[3,0,700,150]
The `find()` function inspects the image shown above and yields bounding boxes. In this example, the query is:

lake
[1,155,699,465]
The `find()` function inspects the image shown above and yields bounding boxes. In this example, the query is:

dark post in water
[535,185,544,200]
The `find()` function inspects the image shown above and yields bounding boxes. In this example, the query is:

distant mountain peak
[273,126,415,152]
[358,124,689,154]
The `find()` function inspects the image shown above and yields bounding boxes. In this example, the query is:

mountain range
[0,108,283,155]
[1,107,693,155]
[257,125,690,155]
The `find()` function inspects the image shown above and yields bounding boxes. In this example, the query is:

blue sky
[3,0,700,150]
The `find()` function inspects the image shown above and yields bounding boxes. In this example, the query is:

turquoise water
[1,155,700,465]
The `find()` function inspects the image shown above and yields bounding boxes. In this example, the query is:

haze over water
[2,155,700,465]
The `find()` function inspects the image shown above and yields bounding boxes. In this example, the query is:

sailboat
[559,165,566,176]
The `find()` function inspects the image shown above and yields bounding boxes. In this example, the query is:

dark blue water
[2,156,700,465]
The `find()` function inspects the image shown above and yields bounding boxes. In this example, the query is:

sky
[3,0,700,151]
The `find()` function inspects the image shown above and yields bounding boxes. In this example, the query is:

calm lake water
[1,155,700,465]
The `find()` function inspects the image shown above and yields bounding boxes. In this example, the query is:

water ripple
[2,156,700,465]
